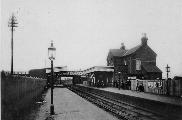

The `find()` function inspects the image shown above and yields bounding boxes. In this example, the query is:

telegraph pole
[8,14,18,75]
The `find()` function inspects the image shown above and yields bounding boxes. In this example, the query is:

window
[136,59,141,70]
[124,60,127,65]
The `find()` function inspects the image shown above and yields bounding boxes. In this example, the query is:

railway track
[68,85,167,120]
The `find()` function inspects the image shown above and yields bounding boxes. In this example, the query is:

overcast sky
[1,0,182,78]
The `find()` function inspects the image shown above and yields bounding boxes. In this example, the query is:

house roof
[123,45,142,56]
[109,49,127,57]
[109,45,142,57]
[142,64,162,73]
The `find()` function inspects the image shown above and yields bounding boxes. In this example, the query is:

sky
[1,0,182,78]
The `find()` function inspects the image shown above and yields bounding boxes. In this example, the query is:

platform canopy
[46,66,114,76]
[46,66,68,73]
[83,66,114,74]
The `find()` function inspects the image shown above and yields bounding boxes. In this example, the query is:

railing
[1,71,47,120]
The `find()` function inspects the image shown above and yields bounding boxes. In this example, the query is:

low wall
[1,72,47,120]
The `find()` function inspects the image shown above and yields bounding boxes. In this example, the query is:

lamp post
[166,64,170,95]
[166,64,170,80]
[48,41,56,115]
[118,72,121,90]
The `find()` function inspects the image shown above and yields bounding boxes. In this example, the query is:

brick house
[107,34,162,83]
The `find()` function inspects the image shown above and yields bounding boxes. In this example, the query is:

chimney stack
[120,43,125,50]
[141,33,148,46]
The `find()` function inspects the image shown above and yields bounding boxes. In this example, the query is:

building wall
[89,71,113,87]
[107,45,161,80]
[128,46,156,74]
[135,46,156,65]
[124,55,134,74]
[147,72,162,80]
[135,46,162,79]
[107,52,115,66]
[125,46,162,79]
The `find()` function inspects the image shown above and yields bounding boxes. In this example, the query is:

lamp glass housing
[166,65,170,72]
[48,42,56,61]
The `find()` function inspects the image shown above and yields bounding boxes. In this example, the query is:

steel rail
[68,86,167,120]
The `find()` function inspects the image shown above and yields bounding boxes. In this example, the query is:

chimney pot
[120,43,125,50]
[141,33,148,46]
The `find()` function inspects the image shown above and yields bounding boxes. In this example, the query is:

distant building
[29,68,47,78]
[83,66,114,87]
[107,34,162,83]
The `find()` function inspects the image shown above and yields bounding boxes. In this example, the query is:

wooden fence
[131,79,167,95]
[1,72,47,120]
[130,78,182,97]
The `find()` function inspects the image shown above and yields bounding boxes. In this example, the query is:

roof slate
[109,45,142,57]
[109,49,127,57]
[123,45,141,56]
[142,64,162,73]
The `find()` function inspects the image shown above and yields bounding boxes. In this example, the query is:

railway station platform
[77,84,182,119]
[78,84,182,106]
[98,87,182,106]
[30,88,119,120]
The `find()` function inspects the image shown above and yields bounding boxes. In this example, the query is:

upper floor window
[107,59,113,66]
[124,60,127,65]
[136,59,141,70]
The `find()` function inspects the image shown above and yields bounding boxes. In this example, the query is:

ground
[98,87,182,106]
[27,88,119,120]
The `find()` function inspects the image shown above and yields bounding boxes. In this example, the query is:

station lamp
[48,41,56,61]
[118,72,121,90]
[48,41,56,115]
[166,64,170,80]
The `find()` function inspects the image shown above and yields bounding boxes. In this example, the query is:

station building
[83,66,114,87]
[107,34,162,85]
